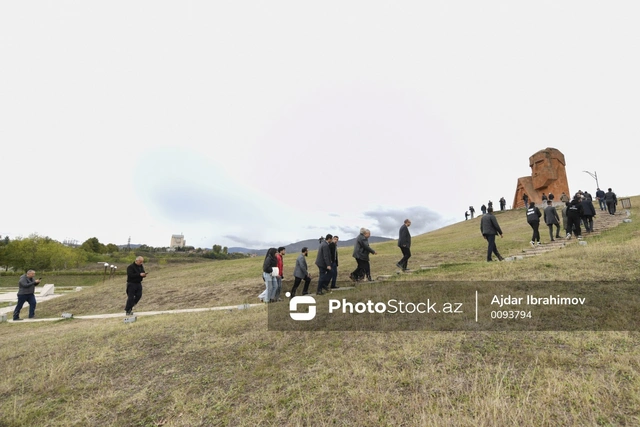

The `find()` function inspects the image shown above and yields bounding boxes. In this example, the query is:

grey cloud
[363,206,445,237]
[223,235,286,249]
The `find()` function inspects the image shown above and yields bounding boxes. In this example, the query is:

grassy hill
[1,196,640,426]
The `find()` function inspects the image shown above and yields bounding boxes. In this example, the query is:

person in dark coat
[499,197,506,211]
[315,234,333,294]
[481,204,487,215]
[526,201,543,246]
[480,208,504,262]
[522,193,529,207]
[350,228,376,282]
[329,236,340,289]
[595,188,606,211]
[396,219,412,271]
[565,197,584,239]
[604,188,618,215]
[543,200,561,241]
[13,270,41,321]
[125,256,147,315]
[581,195,597,232]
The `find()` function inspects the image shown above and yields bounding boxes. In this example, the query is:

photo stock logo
[285,292,316,321]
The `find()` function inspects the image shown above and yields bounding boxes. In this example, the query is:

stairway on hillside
[517,208,629,258]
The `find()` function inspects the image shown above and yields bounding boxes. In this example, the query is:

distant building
[170,234,186,249]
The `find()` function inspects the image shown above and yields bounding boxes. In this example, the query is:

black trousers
[125,282,143,312]
[351,259,370,280]
[291,276,311,296]
[547,223,560,240]
[529,221,540,242]
[566,216,582,236]
[398,247,411,269]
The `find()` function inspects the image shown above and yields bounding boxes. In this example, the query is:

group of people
[466,197,507,220]
[480,187,619,261]
[260,220,414,300]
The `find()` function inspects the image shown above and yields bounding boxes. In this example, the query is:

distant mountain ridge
[228,236,394,256]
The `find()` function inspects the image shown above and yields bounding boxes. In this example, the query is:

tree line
[0,235,249,273]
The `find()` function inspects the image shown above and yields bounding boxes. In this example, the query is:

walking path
[2,209,630,325]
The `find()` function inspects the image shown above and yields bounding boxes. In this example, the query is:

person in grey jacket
[480,208,504,262]
[290,247,312,297]
[13,270,41,320]
[350,228,376,281]
[396,219,412,271]
[315,234,333,295]
[543,200,561,241]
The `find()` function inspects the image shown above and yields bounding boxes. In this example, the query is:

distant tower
[170,234,186,249]
[127,236,131,251]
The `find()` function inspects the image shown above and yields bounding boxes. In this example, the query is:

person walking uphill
[396,219,412,271]
[125,256,147,316]
[315,234,333,295]
[543,200,561,241]
[13,270,41,320]
[526,201,542,246]
[350,228,377,282]
[480,207,504,262]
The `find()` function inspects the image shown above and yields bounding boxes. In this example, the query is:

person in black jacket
[315,235,333,294]
[260,248,278,303]
[329,236,340,289]
[565,197,584,240]
[396,219,412,271]
[604,188,617,215]
[526,201,542,246]
[581,195,597,233]
[125,256,147,316]
[480,208,504,262]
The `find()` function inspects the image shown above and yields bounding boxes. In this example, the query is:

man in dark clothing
[565,198,584,239]
[469,206,475,219]
[291,247,312,297]
[125,256,147,316]
[481,204,487,215]
[522,194,529,207]
[315,234,333,295]
[350,228,376,281]
[329,236,340,289]
[595,188,606,211]
[396,219,412,271]
[13,270,41,320]
[526,201,542,246]
[480,208,504,262]
[543,200,561,241]
[499,197,506,211]
[548,192,555,202]
[581,195,597,232]
[604,188,617,215]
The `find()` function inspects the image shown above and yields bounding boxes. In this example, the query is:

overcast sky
[2,2,639,249]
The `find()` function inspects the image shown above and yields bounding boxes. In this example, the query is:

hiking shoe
[330,286,340,289]
[13,318,21,321]
[537,242,542,246]
[348,274,356,282]
[316,291,324,296]
[566,233,572,239]
[530,241,535,247]
[125,311,133,316]
[396,262,402,269]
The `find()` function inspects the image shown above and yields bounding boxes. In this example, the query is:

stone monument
[512,147,570,209]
